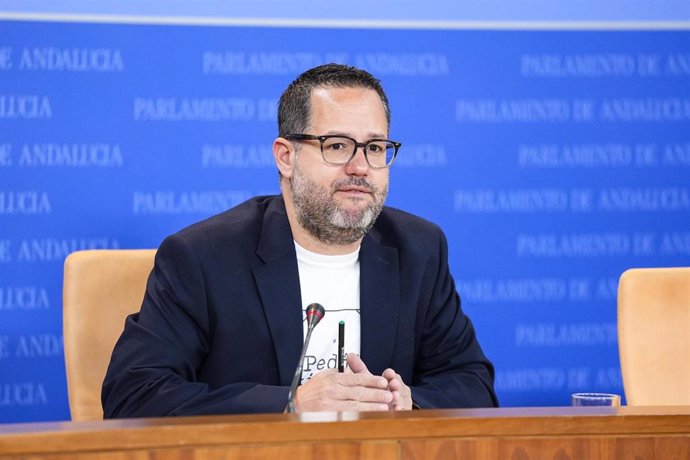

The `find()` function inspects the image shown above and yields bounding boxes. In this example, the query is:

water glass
[571,393,621,406]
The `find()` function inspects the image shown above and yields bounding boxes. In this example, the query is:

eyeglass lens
[321,137,396,167]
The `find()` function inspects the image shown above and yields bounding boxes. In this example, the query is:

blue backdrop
[1,19,689,423]
[2,0,689,21]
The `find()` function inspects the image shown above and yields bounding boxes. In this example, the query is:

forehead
[307,86,388,136]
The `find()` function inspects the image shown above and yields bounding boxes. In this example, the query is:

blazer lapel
[359,228,400,375]
[253,197,303,386]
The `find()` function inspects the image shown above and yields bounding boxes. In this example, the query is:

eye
[367,142,386,153]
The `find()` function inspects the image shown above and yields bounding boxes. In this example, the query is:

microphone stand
[287,303,324,414]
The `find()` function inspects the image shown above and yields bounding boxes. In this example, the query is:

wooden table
[1,406,689,459]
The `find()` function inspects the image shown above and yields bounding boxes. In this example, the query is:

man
[102,64,497,417]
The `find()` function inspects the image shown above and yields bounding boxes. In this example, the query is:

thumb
[347,353,372,375]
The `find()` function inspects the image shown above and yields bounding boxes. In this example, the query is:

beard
[289,163,388,246]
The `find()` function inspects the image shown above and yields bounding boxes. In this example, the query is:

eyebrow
[322,131,389,139]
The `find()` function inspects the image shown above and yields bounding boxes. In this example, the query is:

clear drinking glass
[571,392,621,406]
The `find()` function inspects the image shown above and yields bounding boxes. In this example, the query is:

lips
[338,186,372,194]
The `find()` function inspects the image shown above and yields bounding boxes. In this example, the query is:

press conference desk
[1,406,689,460]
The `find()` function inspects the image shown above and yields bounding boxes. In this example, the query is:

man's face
[289,86,390,246]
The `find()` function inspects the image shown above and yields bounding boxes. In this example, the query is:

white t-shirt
[295,241,361,383]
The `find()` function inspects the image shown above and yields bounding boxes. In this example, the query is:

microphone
[287,302,325,413]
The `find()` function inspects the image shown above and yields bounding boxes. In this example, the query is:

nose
[344,145,370,175]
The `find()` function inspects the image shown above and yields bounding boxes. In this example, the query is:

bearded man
[102,64,497,417]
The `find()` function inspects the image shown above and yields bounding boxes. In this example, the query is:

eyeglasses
[285,134,401,169]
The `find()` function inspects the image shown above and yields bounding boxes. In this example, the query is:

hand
[382,368,412,410]
[348,354,412,411]
[294,360,392,412]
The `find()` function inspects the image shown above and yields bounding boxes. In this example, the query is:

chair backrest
[618,267,690,406]
[63,249,156,421]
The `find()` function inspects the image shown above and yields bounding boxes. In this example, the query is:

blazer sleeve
[101,233,289,418]
[410,231,499,409]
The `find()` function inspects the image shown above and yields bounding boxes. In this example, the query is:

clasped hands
[294,353,412,412]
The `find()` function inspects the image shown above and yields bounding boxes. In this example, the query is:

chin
[338,194,370,205]
[339,203,369,218]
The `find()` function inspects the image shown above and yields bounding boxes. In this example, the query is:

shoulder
[174,195,277,244]
[157,195,284,269]
[375,205,445,238]
[372,205,447,253]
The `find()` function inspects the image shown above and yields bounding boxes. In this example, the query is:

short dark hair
[278,63,391,137]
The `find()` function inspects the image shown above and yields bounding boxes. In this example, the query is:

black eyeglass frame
[284,133,401,169]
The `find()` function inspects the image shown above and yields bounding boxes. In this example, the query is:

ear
[273,137,296,179]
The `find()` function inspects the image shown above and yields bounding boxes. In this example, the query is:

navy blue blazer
[102,195,497,417]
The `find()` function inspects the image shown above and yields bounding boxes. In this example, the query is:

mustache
[331,177,376,193]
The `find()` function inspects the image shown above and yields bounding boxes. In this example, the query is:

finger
[330,380,393,403]
[379,370,412,410]
[336,401,389,412]
[331,393,393,411]
[387,378,403,392]
[382,369,404,390]
[320,370,389,394]
[347,353,371,375]
[389,390,402,408]
[337,372,389,390]
[355,402,390,411]
[346,387,393,405]
[382,368,398,381]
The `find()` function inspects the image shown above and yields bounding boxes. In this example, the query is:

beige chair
[63,249,156,421]
[618,267,690,406]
